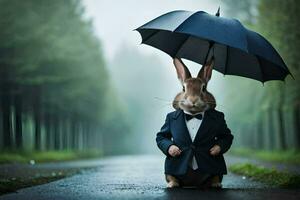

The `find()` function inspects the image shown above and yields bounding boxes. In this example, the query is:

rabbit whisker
[156,103,175,110]
[203,101,216,104]
[154,97,173,103]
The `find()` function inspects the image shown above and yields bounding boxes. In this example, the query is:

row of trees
[0,0,130,153]
[221,0,300,150]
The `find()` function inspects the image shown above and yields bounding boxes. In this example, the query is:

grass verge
[229,148,300,165]
[0,151,101,195]
[0,169,83,195]
[229,163,300,188]
[0,175,66,195]
[0,150,102,164]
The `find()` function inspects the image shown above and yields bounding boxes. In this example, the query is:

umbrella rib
[173,11,198,32]
[255,56,265,83]
[224,45,228,75]
[174,35,190,58]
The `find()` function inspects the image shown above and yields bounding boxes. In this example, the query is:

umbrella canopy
[135,10,293,83]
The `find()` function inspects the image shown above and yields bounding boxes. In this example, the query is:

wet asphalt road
[1,155,300,200]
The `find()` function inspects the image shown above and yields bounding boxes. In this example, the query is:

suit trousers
[173,167,221,188]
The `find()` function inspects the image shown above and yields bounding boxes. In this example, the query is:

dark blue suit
[156,108,233,176]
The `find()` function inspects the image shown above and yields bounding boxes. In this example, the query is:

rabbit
[172,58,216,112]
[165,57,222,188]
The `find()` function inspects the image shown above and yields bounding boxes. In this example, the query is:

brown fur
[172,58,216,113]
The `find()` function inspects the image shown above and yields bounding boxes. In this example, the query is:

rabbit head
[172,58,216,114]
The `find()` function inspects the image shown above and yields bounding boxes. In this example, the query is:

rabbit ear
[173,58,191,85]
[197,59,214,83]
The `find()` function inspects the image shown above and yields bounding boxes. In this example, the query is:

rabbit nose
[188,96,199,105]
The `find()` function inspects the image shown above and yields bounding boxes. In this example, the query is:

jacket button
[214,137,218,140]
[190,144,195,150]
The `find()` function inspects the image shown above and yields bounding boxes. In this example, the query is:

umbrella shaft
[204,41,215,64]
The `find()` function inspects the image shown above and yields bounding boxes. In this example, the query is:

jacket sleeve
[156,114,174,157]
[215,112,234,154]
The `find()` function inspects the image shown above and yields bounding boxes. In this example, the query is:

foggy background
[0,0,298,156]
[82,0,231,154]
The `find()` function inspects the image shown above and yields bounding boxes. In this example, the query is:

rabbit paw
[167,181,180,188]
[210,175,222,188]
[211,182,222,188]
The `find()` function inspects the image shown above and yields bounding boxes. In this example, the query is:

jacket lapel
[172,109,192,144]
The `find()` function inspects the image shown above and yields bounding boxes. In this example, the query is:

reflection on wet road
[1,155,299,200]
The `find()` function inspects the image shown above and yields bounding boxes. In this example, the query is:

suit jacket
[156,108,233,176]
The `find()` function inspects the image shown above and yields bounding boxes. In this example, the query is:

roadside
[227,153,300,174]
[227,148,300,174]
[226,152,300,188]
[229,148,300,165]
[0,151,102,164]
[0,151,103,195]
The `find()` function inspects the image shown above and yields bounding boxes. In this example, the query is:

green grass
[0,150,103,164]
[0,150,100,194]
[229,148,300,165]
[0,153,28,164]
[229,163,300,188]
[0,175,66,195]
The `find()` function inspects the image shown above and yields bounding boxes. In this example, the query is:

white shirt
[184,110,204,170]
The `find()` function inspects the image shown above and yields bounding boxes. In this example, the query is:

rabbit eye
[202,85,206,92]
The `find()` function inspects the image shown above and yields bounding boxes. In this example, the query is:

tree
[0,0,130,153]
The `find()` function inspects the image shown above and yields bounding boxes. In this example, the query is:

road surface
[1,155,299,200]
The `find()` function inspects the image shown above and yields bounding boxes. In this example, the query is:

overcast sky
[82,0,220,62]
[81,0,229,153]
[81,0,228,112]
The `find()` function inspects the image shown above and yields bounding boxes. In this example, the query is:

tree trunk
[14,95,23,149]
[62,117,68,150]
[34,111,41,150]
[1,93,12,149]
[256,119,263,149]
[71,122,75,149]
[267,109,274,150]
[277,108,286,150]
[31,86,43,151]
[45,111,52,150]
[54,115,60,150]
[294,106,300,149]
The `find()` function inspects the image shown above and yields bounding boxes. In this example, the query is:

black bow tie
[185,113,203,121]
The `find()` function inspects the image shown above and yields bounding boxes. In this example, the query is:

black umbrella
[135,9,293,83]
